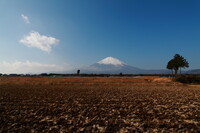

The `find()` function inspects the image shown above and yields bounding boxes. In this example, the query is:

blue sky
[0,0,200,73]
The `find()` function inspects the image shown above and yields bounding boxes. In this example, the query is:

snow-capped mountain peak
[97,57,124,66]
[78,56,171,74]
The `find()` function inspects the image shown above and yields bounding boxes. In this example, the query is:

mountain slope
[186,69,200,74]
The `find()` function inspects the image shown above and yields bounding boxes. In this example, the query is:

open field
[1,77,200,132]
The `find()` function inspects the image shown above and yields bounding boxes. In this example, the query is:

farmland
[1,77,200,132]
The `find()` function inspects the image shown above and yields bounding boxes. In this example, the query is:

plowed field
[1,77,200,132]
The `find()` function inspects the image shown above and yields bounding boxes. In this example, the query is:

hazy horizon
[0,0,200,73]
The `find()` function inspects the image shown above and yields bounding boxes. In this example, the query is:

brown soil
[0,77,200,132]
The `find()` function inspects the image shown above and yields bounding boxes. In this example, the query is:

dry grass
[0,77,200,132]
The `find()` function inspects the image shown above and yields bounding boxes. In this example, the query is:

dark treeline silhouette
[1,73,196,77]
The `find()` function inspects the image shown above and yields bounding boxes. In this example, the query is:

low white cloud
[20,31,59,52]
[21,14,30,24]
[0,61,69,74]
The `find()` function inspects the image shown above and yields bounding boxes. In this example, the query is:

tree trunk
[180,68,181,74]
[174,69,178,75]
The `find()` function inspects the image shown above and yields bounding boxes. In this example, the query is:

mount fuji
[80,57,171,74]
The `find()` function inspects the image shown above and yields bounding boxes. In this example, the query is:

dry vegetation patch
[0,77,200,132]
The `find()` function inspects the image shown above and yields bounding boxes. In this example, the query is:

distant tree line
[0,73,176,77]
